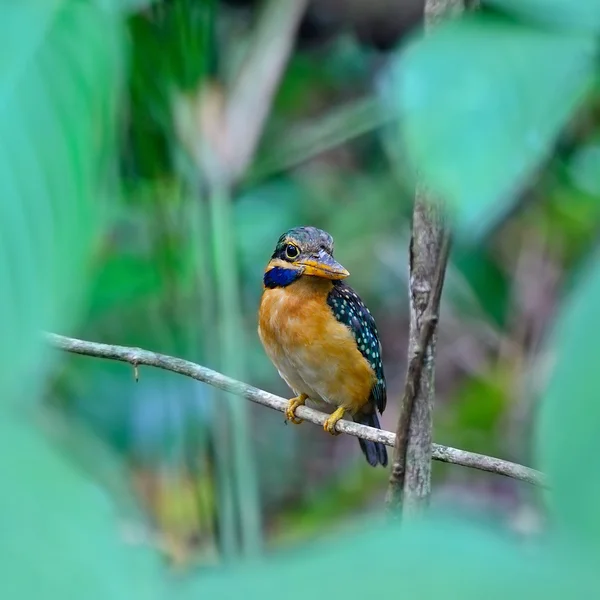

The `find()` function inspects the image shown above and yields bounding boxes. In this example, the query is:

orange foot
[323,406,346,436]
[285,394,308,424]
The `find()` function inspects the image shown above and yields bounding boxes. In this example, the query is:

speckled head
[264,226,349,288]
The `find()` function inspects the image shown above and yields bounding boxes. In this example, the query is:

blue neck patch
[264,266,301,288]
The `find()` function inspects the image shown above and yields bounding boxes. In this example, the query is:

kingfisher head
[263,226,350,288]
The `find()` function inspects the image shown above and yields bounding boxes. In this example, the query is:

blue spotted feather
[327,281,387,466]
[327,282,386,413]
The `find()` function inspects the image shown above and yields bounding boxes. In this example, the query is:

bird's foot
[285,394,308,424]
[323,406,346,436]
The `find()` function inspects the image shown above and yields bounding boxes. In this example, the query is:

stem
[209,184,262,556]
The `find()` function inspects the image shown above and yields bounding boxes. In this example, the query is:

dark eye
[285,244,299,260]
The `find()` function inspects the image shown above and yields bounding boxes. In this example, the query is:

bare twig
[46,332,546,488]
[386,207,451,513]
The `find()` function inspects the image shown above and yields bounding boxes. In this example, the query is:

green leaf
[0,2,167,596]
[0,413,162,600]
[383,15,596,237]
[537,250,600,547]
[568,143,600,197]
[0,1,124,403]
[487,0,600,34]
[181,515,597,599]
[448,242,509,327]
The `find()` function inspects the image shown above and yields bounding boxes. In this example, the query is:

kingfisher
[258,226,388,467]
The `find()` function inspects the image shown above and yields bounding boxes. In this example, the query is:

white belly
[263,339,333,411]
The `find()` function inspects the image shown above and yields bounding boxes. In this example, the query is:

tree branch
[386,219,450,513]
[46,332,545,488]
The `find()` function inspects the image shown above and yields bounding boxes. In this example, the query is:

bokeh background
[3,0,600,597]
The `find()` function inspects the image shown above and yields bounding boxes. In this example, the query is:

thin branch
[387,225,451,513]
[46,332,546,488]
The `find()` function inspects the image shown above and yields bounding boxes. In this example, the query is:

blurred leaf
[0,414,162,599]
[0,1,168,595]
[272,42,370,117]
[272,54,339,117]
[126,0,214,179]
[451,372,507,432]
[88,254,164,319]
[568,142,600,197]
[96,0,158,13]
[537,248,600,548]
[251,98,392,185]
[383,15,596,237]
[0,1,123,402]
[449,243,509,327]
[487,0,600,34]
[180,515,596,599]
[37,405,146,524]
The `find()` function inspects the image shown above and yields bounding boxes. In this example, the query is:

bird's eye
[285,244,299,260]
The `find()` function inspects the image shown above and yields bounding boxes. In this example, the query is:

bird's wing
[326,282,386,413]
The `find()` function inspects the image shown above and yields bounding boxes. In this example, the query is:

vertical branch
[402,190,450,515]
[387,0,466,516]
[386,191,450,514]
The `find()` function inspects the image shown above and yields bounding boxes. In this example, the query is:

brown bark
[386,186,450,515]
[403,189,448,514]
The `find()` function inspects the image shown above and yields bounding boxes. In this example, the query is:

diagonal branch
[46,332,546,488]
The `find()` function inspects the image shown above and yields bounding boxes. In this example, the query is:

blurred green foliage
[0,1,123,403]
[538,249,600,545]
[3,0,600,597]
[386,14,597,238]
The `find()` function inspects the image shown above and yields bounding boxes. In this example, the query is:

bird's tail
[355,412,388,467]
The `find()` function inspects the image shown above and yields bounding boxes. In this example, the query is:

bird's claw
[285,394,307,424]
[287,413,303,425]
[323,406,345,436]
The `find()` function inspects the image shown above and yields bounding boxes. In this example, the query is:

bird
[257,226,388,467]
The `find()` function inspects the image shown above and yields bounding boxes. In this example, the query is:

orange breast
[258,277,375,415]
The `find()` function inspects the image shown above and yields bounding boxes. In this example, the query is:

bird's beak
[298,249,350,280]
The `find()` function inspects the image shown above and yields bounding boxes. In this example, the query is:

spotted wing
[326,282,386,413]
